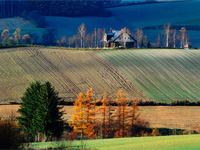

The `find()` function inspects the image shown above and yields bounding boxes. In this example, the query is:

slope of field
[44,1,200,47]
[0,17,44,38]
[109,1,200,47]
[31,134,200,150]
[110,1,200,28]
[0,48,148,103]
[1,1,200,47]
[99,49,200,102]
[45,16,125,39]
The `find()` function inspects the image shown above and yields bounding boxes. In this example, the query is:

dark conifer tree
[17,81,64,142]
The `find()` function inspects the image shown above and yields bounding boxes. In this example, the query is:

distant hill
[1,1,200,47]
[46,0,200,47]
[109,0,200,47]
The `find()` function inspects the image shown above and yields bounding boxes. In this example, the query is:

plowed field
[99,49,200,102]
[0,48,147,103]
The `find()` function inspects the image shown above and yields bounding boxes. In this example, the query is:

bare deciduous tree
[97,28,103,48]
[120,27,130,48]
[134,28,143,48]
[60,36,67,47]
[164,23,171,48]
[179,27,189,48]
[171,29,177,48]
[152,34,161,48]
[78,23,86,48]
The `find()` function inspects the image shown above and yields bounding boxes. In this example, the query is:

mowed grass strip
[31,134,200,150]
[98,49,200,102]
[0,48,147,103]
[1,105,200,131]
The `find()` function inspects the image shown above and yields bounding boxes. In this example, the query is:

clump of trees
[17,81,65,142]
[70,89,150,139]
[152,23,190,48]
[64,23,105,48]
[0,28,34,47]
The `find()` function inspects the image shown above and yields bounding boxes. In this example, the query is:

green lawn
[30,134,200,150]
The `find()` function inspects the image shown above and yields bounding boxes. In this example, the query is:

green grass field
[98,49,200,102]
[30,134,200,150]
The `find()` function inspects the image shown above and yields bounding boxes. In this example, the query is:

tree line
[1,81,198,148]
[71,89,150,139]
[57,23,190,49]
[0,23,190,49]
[0,28,32,46]
[0,0,112,18]
[16,82,150,144]
[152,23,190,48]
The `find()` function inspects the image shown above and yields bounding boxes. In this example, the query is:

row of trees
[0,24,190,49]
[153,24,190,48]
[63,24,150,49]
[57,23,105,48]
[0,0,111,18]
[1,28,32,45]
[17,82,150,143]
[71,89,150,139]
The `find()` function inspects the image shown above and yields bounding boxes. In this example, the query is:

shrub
[0,119,26,149]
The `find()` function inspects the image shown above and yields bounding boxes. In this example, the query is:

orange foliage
[71,89,145,139]
[114,90,129,137]
[71,88,99,139]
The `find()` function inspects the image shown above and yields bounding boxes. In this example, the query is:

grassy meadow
[31,134,200,150]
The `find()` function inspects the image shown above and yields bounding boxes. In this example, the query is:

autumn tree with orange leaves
[71,88,99,139]
[71,89,149,139]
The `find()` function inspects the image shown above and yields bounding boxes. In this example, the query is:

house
[102,29,136,48]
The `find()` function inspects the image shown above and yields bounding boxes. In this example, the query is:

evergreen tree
[17,81,64,142]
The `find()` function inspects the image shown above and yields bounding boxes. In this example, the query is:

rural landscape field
[1,48,200,103]
[0,0,200,149]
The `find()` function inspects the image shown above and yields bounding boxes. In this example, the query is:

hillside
[1,1,200,47]
[1,48,200,103]
[45,0,200,47]
[99,49,200,102]
[0,48,148,103]
[109,0,200,47]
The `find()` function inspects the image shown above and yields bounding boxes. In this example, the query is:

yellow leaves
[72,89,140,139]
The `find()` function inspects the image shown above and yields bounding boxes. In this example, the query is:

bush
[0,119,26,149]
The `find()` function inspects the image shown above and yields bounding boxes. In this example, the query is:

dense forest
[0,0,121,18]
